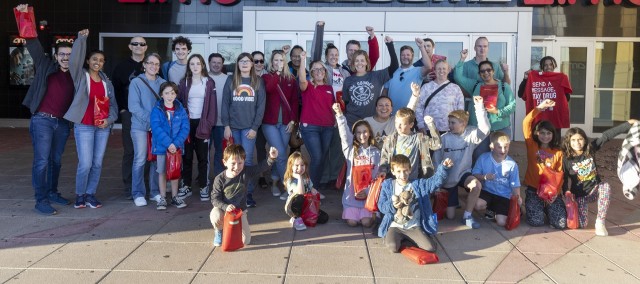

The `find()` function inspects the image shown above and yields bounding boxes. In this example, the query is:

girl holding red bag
[561,118,638,236]
[283,152,329,231]
[333,103,380,228]
[150,82,190,210]
[523,99,566,229]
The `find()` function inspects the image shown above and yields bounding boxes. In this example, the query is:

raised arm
[415,37,431,77]
[406,82,420,111]
[69,29,89,83]
[453,49,476,93]
[366,26,380,69]
[384,37,398,77]
[333,103,353,157]
[298,50,309,91]
[592,119,637,152]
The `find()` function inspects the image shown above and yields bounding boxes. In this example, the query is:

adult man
[412,38,447,82]
[111,36,146,200]
[161,36,191,84]
[18,4,74,215]
[454,37,510,96]
[207,53,228,177]
[382,38,430,114]
[341,26,380,75]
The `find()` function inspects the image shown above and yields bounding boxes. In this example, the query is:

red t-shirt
[299,84,335,127]
[81,78,108,126]
[524,71,572,128]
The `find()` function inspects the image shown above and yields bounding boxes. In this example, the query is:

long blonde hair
[284,152,310,185]
[232,53,261,92]
[269,50,294,81]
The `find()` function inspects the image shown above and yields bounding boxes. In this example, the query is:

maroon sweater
[37,70,74,117]
[261,72,299,125]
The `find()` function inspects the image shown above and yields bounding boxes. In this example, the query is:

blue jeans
[74,124,110,195]
[262,123,290,181]
[211,126,225,176]
[232,128,256,194]
[29,114,70,202]
[299,124,334,188]
[131,129,159,199]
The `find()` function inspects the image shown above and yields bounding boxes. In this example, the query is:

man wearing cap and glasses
[17,3,75,215]
[111,36,147,200]
[382,38,431,115]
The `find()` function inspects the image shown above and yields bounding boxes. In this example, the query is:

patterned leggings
[576,182,611,228]
[525,187,567,229]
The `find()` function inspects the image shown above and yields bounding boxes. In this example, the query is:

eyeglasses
[130,42,147,47]
[311,68,324,73]
[399,71,405,81]
[144,62,160,67]
[57,52,71,57]
[254,60,265,64]
[238,59,252,64]
[479,69,493,74]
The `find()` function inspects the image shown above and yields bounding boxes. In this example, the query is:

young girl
[283,152,327,231]
[150,82,190,210]
[523,99,566,229]
[333,103,380,227]
[562,118,638,236]
[221,53,266,207]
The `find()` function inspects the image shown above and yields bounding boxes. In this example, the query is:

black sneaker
[171,196,187,209]
[258,177,268,189]
[485,210,495,220]
[246,193,257,208]
[34,200,57,215]
[48,192,70,205]
[74,194,86,209]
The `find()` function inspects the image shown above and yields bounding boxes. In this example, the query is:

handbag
[564,192,579,229]
[13,7,37,39]
[301,193,320,227]
[222,208,244,252]
[399,246,439,265]
[538,167,562,203]
[505,195,520,230]
[364,177,384,212]
[289,124,304,148]
[166,148,182,181]
[146,131,156,162]
[432,190,448,221]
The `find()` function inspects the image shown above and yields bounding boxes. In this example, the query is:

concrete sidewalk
[1,127,640,284]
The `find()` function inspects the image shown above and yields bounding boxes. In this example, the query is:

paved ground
[1,127,640,284]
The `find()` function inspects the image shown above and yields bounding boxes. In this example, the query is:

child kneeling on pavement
[210,144,277,246]
[378,154,453,253]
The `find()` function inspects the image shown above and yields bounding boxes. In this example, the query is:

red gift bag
[336,162,347,190]
[352,164,373,200]
[14,7,38,39]
[564,192,579,229]
[222,208,244,252]
[538,167,562,203]
[479,85,498,109]
[301,193,320,227]
[336,91,346,112]
[365,176,383,212]
[399,246,439,265]
[432,190,448,220]
[93,92,109,126]
[146,132,156,162]
[505,195,520,230]
[166,148,182,180]
[222,137,234,153]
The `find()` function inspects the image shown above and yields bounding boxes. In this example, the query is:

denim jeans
[262,123,291,181]
[74,124,110,195]
[131,129,159,199]
[120,110,134,191]
[299,124,334,188]
[210,126,225,176]
[29,114,71,202]
[232,128,256,194]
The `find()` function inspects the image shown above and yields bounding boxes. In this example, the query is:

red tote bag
[222,137,234,153]
[222,208,244,252]
[432,190,448,221]
[400,246,439,265]
[165,149,182,181]
[352,164,373,200]
[301,193,320,227]
[335,162,347,190]
[13,7,37,39]
[365,177,384,212]
[146,132,156,162]
[505,195,520,231]
[564,192,579,229]
[538,167,562,203]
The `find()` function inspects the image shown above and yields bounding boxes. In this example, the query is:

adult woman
[252,51,267,76]
[364,85,421,149]
[128,53,167,207]
[261,50,299,197]
[221,53,266,207]
[323,43,350,94]
[63,29,117,209]
[416,60,465,134]
[342,36,398,127]
[298,50,335,194]
[176,54,217,201]
[517,56,572,130]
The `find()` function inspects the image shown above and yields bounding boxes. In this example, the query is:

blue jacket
[377,164,449,238]
[150,100,190,155]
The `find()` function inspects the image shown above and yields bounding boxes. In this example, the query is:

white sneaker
[293,217,307,231]
[595,220,608,236]
[289,217,295,224]
[134,197,147,207]
[319,192,326,200]
[271,184,281,197]
[200,187,210,201]
[150,194,162,203]
[280,192,289,201]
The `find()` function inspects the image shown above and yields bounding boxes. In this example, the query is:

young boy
[210,144,277,247]
[432,96,489,228]
[472,132,521,227]
[379,107,440,180]
[378,154,453,253]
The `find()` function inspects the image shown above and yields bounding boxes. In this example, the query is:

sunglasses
[254,60,265,64]
[399,71,405,81]
[130,42,147,47]
[479,69,493,74]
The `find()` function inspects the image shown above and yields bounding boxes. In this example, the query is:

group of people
[20,5,637,256]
